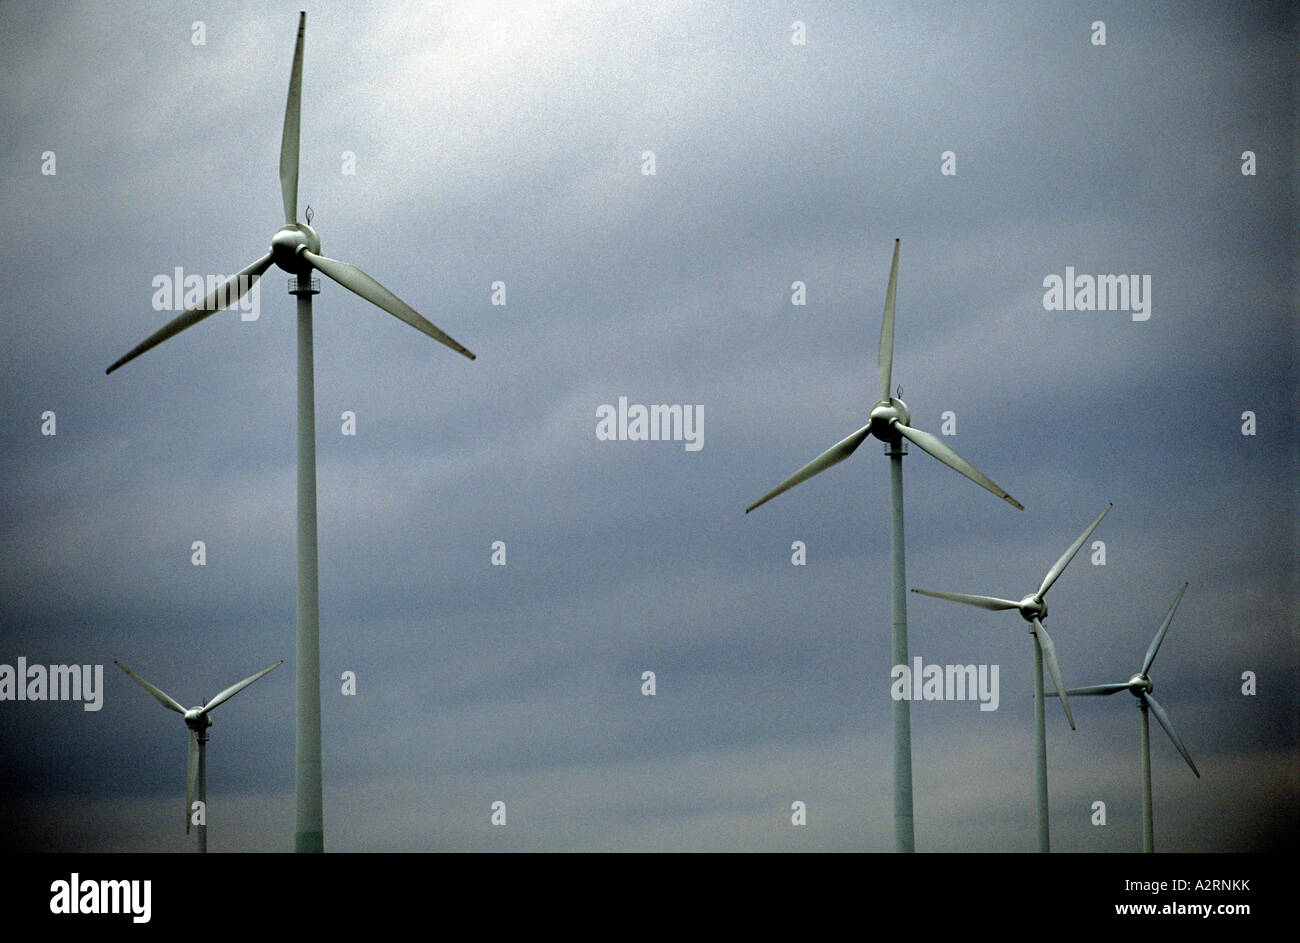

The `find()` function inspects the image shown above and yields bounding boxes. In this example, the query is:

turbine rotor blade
[201,660,284,716]
[1142,692,1200,777]
[1032,617,1075,730]
[893,422,1023,509]
[105,253,275,374]
[1056,682,1132,696]
[186,731,198,834]
[114,661,185,714]
[1037,502,1112,598]
[744,424,872,513]
[910,588,1021,611]
[878,238,899,403]
[280,11,305,224]
[301,250,476,360]
[1142,582,1189,676]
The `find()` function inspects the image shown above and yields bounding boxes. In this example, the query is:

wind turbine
[105,12,475,853]
[115,659,282,852]
[911,501,1112,851]
[745,239,1023,852]
[1050,582,1199,852]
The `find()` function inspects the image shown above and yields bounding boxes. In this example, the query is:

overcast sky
[0,0,1295,853]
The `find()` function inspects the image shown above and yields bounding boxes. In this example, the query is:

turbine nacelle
[271,223,322,273]
[1129,673,1152,695]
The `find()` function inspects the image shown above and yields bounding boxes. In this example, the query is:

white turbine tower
[1051,582,1200,852]
[105,12,475,853]
[911,502,1111,852]
[745,239,1023,852]
[115,660,282,852]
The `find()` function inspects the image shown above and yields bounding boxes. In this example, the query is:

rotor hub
[1129,673,1152,695]
[184,708,211,732]
[868,396,910,438]
[1019,595,1047,623]
[270,223,321,273]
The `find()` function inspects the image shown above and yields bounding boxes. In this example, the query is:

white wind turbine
[105,12,475,853]
[1051,582,1200,852]
[745,239,1023,852]
[115,660,282,852]
[911,502,1112,852]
